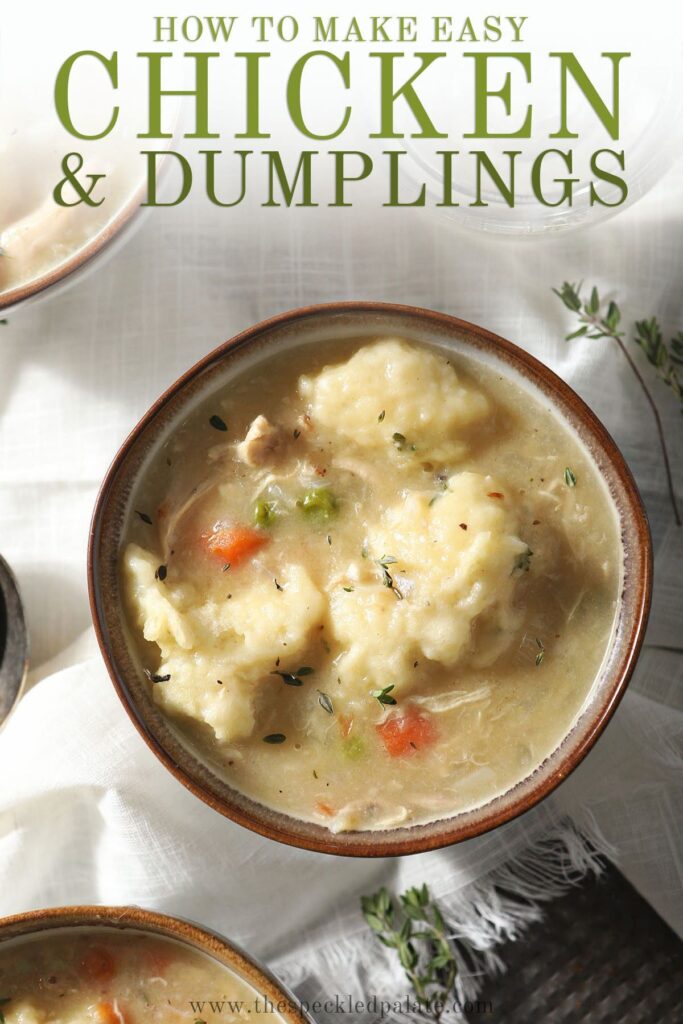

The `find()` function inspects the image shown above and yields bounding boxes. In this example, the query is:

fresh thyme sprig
[633,318,683,410]
[361,884,458,1023]
[553,282,681,526]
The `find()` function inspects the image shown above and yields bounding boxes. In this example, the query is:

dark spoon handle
[0,555,28,726]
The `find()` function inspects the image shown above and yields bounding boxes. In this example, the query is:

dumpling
[123,546,325,742]
[328,472,528,700]
[298,338,490,463]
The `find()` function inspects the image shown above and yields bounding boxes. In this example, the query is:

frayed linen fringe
[275,818,614,1021]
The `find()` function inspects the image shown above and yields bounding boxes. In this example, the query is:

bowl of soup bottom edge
[88,302,652,856]
[0,182,146,316]
[0,904,311,1024]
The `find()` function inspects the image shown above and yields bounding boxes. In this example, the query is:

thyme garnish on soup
[209,414,228,432]
[271,666,314,686]
[372,684,397,707]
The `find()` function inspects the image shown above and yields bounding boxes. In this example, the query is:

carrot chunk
[204,525,269,565]
[96,1002,126,1024]
[81,947,116,985]
[376,708,438,757]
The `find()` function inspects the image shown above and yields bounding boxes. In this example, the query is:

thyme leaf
[553,281,681,525]
[317,690,334,714]
[564,467,577,488]
[376,555,403,599]
[209,414,228,432]
[535,637,545,666]
[372,684,397,707]
[392,431,416,452]
[145,669,171,684]
[271,666,313,686]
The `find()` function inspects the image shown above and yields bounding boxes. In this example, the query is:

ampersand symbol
[53,152,106,207]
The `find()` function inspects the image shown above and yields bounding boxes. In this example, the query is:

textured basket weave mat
[476,864,683,1023]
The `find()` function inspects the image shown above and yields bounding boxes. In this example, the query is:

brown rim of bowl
[88,301,653,857]
[0,904,312,1024]
[0,185,144,314]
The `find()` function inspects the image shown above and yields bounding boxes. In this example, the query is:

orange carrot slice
[204,525,269,565]
[95,1002,126,1024]
[376,709,438,757]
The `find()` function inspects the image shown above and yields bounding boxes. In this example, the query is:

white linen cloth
[0,151,682,1013]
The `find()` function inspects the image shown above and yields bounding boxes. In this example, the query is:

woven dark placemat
[474,864,683,1024]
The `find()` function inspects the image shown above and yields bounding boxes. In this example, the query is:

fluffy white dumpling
[298,339,490,463]
[227,565,325,659]
[123,547,325,742]
[329,584,422,699]
[329,472,528,700]
[124,544,195,650]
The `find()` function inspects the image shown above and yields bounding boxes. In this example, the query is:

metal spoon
[0,554,28,728]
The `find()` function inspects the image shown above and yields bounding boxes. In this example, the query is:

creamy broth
[0,928,284,1023]
[122,338,621,832]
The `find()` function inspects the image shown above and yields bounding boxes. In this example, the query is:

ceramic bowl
[0,196,143,316]
[0,904,310,1023]
[88,302,652,856]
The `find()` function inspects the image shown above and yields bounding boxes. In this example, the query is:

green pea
[297,487,338,519]
[253,499,278,528]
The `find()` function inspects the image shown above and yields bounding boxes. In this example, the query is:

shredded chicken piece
[249,461,311,503]
[235,415,285,466]
[412,685,491,714]
[329,799,409,833]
